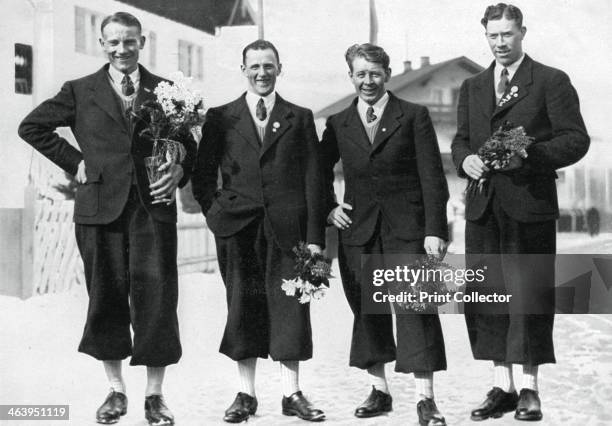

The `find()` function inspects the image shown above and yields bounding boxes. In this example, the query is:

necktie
[498,68,509,98]
[256,98,267,121]
[366,106,377,123]
[121,75,135,97]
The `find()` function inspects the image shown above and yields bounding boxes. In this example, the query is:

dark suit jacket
[18,64,197,224]
[191,93,326,251]
[451,55,589,222]
[319,92,449,246]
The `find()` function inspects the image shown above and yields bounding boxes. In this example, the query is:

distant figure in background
[18,12,196,426]
[192,40,326,423]
[586,207,600,236]
[451,3,589,422]
[319,43,449,426]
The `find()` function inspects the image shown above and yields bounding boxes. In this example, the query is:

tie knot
[121,74,135,96]
[256,98,267,121]
[366,106,377,124]
[501,68,509,77]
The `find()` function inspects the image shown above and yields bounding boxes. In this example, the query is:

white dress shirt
[246,90,276,128]
[357,91,390,128]
[107,65,140,100]
[494,53,525,101]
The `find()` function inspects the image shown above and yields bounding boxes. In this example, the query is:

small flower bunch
[392,255,457,313]
[468,121,534,193]
[281,242,332,304]
[132,71,204,163]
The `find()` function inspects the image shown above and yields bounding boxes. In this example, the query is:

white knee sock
[238,358,257,397]
[367,363,389,394]
[414,371,434,402]
[103,360,126,394]
[493,362,515,393]
[145,366,165,396]
[280,361,300,397]
[521,365,538,391]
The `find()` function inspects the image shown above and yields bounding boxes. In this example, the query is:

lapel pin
[510,86,518,93]
[382,128,386,132]
[144,87,151,93]
[272,121,280,132]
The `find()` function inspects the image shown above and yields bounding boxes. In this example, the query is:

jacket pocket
[74,171,102,217]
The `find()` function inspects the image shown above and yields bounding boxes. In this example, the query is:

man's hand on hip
[462,154,489,180]
[150,162,184,205]
[424,236,447,260]
[327,202,353,230]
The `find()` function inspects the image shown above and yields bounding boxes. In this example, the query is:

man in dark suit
[192,40,326,423]
[451,3,589,422]
[319,43,449,426]
[18,12,196,426]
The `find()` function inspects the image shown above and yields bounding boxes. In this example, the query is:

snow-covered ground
[1,257,611,425]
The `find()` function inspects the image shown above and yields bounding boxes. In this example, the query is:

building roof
[117,0,256,35]
[314,56,484,119]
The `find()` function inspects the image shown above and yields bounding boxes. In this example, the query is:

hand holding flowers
[281,242,332,304]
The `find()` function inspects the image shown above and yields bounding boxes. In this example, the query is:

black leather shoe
[223,392,258,423]
[514,388,543,421]
[354,386,392,418]
[417,398,446,426]
[282,391,325,422]
[96,390,127,424]
[144,395,174,425]
[470,387,518,421]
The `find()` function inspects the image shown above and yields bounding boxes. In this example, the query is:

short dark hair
[481,3,523,28]
[345,43,390,72]
[242,39,280,64]
[100,12,142,35]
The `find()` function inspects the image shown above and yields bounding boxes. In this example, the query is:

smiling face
[99,21,145,74]
[349,56,391,105]
[485,17,526,66]
[241,48,282,96]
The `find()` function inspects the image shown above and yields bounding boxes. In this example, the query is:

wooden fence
[29,199,215,296]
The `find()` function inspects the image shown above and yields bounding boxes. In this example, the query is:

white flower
[298,292,311,304]
[281,278,299,297]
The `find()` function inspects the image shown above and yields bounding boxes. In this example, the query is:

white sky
[253,0,612,138]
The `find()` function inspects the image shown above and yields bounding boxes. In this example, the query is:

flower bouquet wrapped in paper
[131,72,204,184]
[281,242,332,304]
[468,121,534,193]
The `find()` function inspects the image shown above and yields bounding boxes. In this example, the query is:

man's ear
[384,68,392,82]
[99,38,105,49]
[277,63,283,75]
[240,64,247,76]
[520,26,527,39]
[139,35,146,49]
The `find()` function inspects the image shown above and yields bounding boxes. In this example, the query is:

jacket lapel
[474,63,496,121]
[260,94,293,157]
[132,65,158,138]
[229,94,261,153]
[492,55,533,119]
[91,65,126,130]
[341,100,372,155]
[370,93,402,154]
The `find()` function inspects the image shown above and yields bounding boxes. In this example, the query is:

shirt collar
[246,90,276,110]
[495,53,525,81]
[108,65,140,88]
[357,91,390,126]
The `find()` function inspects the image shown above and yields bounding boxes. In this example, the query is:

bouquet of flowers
[281,242,332,304]
[468,121,534,193]
[392,255,457,313]
[131,72,204,183]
